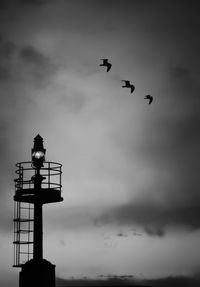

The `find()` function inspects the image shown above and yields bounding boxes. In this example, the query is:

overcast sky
[0,0,200,286]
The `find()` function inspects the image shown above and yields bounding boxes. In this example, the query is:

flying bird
[144,95,153,104]
[100,59,112,72]
[121,80,135,94]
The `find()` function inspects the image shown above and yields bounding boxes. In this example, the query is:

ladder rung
[19,252,33,255]
[13,218,34,222]
[14,232,33,233]
[20,207,34,210]
[13,241,34,244]
[13,264,23,268]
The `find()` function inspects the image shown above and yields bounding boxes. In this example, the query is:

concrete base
[19,259,55,287]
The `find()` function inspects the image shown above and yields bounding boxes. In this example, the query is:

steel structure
[13,135,63,287]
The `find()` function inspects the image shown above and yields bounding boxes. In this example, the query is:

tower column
[33,171,43,261]
[33,202,43,261]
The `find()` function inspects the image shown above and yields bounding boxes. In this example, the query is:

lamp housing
[31,134,46,169]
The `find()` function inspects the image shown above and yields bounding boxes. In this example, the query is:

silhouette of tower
[13,135,63,287]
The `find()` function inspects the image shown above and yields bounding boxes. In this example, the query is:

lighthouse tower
[13,135,63,287]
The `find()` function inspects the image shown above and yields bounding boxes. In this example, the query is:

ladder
[13,201,34,267]
[13,167,34,267]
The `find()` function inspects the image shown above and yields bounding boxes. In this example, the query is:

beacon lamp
[31,134,46,169]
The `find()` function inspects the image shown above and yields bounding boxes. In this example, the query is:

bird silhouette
[121,80,135,94]
[144,95,153,104]
[100,59,112,72]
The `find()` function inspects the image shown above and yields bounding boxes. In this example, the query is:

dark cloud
[132,231,142,236]
[0,38,16,58]
[45,206,99,231]
[0,0,13,10]
[56,274,200,286]
[20,46,49,66]
[0,0,6,9]
[116,232,128,237]
[95,199,200,236]
[18,0,48,5]
[90,0,151,13]
[168,65,200,97]
[170,66,191,80]
[19,45,57,84]
[56,276,137,286]
[0,39,56,85]
[0,38,16,79]
[0,40,16,58]
[0,38,16,81]
[0,65,11,81]
[144,275,200,287]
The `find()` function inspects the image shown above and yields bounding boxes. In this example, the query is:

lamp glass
[32,151,45,159]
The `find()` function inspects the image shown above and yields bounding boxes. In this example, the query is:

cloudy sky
[0,0,200,286]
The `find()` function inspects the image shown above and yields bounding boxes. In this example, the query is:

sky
[0,0,200,286]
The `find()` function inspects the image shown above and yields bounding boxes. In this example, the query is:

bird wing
[122,80,130,85]
[149,96,153,104]
[106,63,112,72]
[130,85,135,93]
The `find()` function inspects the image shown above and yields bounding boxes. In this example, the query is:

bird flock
[99,58,153,105]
